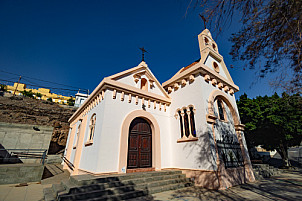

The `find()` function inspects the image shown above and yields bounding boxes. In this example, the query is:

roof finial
[139,47,148,61]
[199,14,207,29]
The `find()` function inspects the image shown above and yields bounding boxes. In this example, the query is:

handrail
[62,156,74,171]
[0,149,47,165]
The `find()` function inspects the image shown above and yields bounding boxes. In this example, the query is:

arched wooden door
[127,117,152,169]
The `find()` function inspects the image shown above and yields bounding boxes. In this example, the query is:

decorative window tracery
[176,105,198,142]
[73,121,82,149]
[85,114,96,146]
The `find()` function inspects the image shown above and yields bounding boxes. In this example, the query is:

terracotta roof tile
[180,58,200,73]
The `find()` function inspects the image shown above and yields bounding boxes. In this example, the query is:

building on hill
[6,82,74,105]
[74,92,89,107]
[63,29,255,189]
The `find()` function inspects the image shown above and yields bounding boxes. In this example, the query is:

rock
[0,96,75,153]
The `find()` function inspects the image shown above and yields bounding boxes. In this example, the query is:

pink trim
[118,110,161,173]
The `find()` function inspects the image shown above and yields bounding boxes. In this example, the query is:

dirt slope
[0,95,76,153]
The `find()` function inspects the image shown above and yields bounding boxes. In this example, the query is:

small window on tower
[140,78,148,91]
[204,37,209,45]
[212,43,216,50]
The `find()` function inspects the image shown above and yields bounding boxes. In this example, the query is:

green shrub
[35,93,43,98]
[22,90,34,98]
[47,97,53,102]
[0,84,7,91]
[67,97,75,106]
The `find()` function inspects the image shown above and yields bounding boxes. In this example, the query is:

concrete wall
[0,164,44,184]
[0,122,53,163]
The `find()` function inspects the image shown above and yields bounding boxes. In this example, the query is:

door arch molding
[118,110,161,173]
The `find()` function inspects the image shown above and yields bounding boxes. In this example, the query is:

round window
[213,62,220,73]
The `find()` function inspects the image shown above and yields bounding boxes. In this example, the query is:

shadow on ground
[165,170,302,201]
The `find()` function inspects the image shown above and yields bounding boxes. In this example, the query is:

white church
[63,29,255,189]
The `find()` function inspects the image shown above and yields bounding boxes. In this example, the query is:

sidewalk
[152,169,302,201]
[0,169,301,201]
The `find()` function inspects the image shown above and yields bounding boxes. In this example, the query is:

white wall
[168,74,217,170]
[77,95,106,173]
[70,121,81,165]
[77,88,172,173]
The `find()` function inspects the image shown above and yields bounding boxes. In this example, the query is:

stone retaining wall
[0,122,52,150]
[0,164,44,184]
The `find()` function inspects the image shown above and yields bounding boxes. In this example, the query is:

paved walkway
[152,169,302,201]
[0,169,301,201]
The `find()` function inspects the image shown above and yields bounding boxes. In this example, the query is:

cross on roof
[139,47,148,61]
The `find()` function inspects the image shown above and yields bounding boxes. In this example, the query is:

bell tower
[198,29,220,57]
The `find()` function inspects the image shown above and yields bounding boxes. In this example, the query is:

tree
[0,84,7,91]
[47,97,53,102]
[192,0,302,93]
[22,90,34,98]
[67,97,75,106]
[237,93,302,167]
[35,93,43,99]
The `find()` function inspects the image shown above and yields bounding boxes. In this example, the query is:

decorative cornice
[68,78,171,123]
[163,62,239,95]
[235,124,245,131]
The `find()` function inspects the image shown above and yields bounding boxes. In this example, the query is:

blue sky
[0,0,279,98]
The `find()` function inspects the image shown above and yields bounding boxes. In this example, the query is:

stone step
[136,177,191,189]
[58,187,147,201]
[70,170,182,186]
[46,164,64,176]
[44,170,192,201]
[252,163,282,180]
[87,189,148,201]
[147,182,192,194]
[43,187,57,201]
[58,179,192,201]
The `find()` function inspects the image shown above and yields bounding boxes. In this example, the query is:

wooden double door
[127,117,152,169]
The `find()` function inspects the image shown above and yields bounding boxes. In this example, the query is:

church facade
[63,29,255,189]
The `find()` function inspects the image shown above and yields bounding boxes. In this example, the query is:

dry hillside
[0,95,76,153]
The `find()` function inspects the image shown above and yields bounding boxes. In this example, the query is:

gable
[107,61,170,99]
[204,55,229,81]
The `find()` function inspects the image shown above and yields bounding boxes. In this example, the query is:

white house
[63,29,255,189]
[74,92,89,107]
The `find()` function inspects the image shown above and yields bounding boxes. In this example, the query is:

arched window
[85,114,96,146]
[212,43,216,50]
[178,110,184,138]
[204,37,209,45]
[189,106,196,137]
[217,99,226,121]
[140,78,148,91]
[176,105,198,142]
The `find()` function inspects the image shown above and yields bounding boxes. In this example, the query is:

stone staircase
[43,170,192,201]
[252,164,282,180]
[45,164,65,176]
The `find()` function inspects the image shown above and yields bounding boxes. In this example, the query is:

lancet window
[140,78,148,91]
[217,99,226,121]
